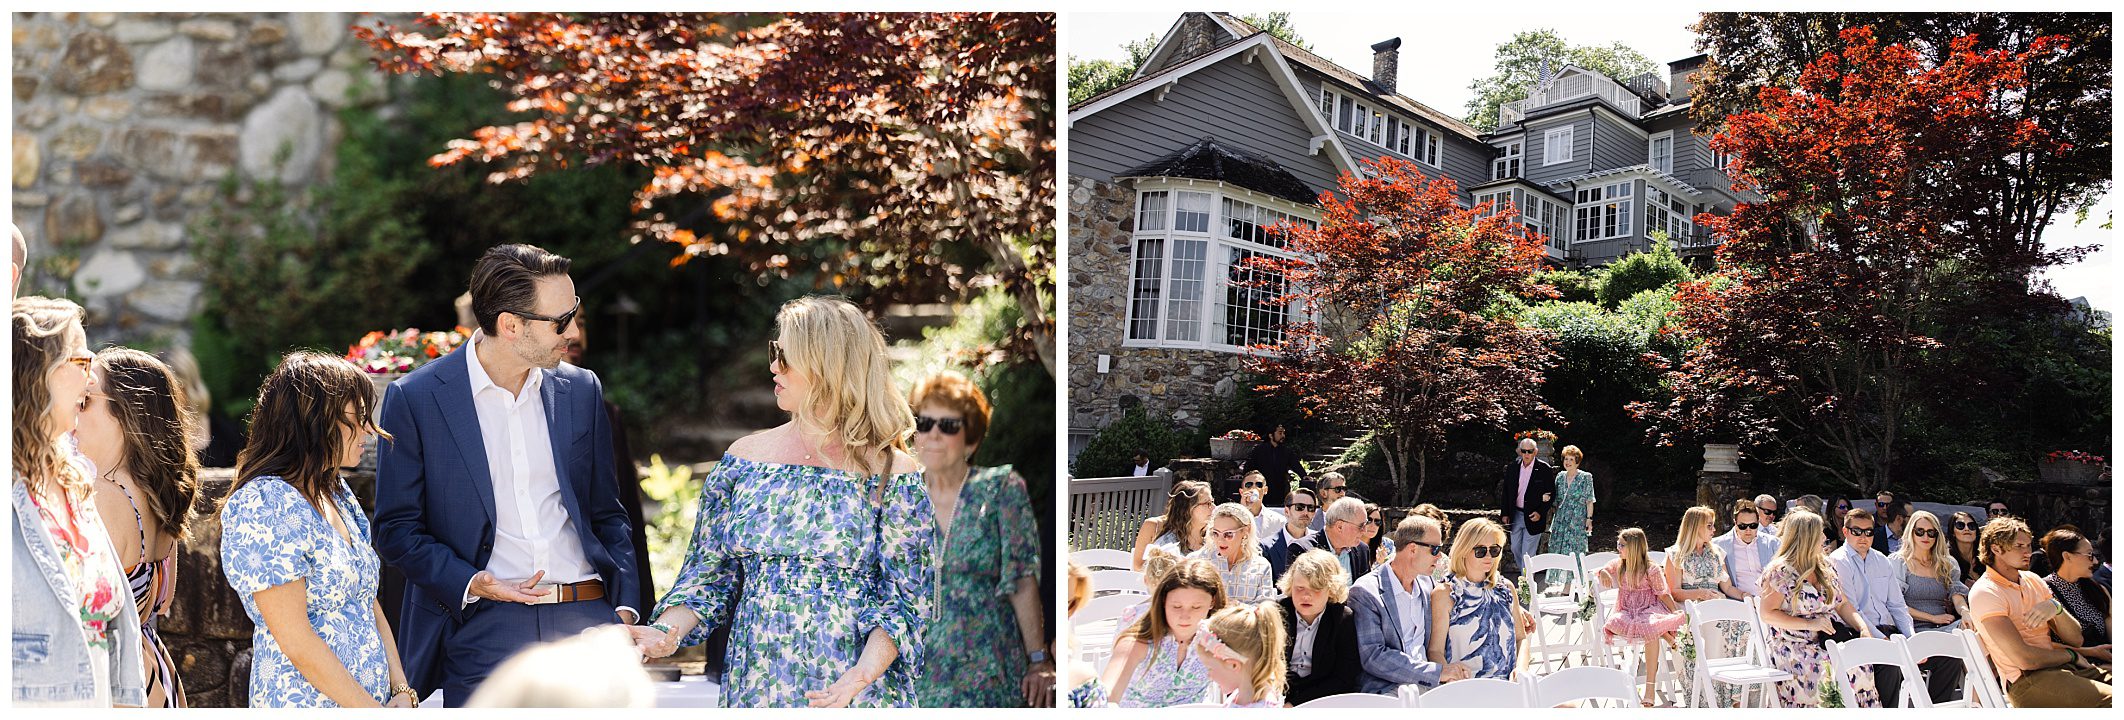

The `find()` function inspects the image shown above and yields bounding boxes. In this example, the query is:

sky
[1067,11,2114,313]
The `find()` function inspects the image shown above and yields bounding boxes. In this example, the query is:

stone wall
[11,11,389,347]
[1067,174,1240,435]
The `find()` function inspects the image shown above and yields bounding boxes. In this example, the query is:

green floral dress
[654,456,932,707]
[1547,469,1594,558]
[916,466,1043,707]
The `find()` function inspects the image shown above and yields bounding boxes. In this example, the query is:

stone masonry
[11,12,390,348]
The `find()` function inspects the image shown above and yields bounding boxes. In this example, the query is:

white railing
[1069,475,1170,551]
[1501,75,1643,125]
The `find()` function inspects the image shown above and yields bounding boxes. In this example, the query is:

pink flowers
[1216,429,1262,442]
[2043,450,2104,465]
[345,327,472,375]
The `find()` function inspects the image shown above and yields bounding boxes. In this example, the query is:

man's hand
[1528,512,1542,523]
[616,607,639,625]
[470,570,553,603]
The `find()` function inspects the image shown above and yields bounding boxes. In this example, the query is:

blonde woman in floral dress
[1665,506,1745,707]
[1757,511,1877,707]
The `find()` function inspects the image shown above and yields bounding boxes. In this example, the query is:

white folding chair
[1828,635,1924,708]
[1089,569,1147,595]
[1647,550,1668,567]
[1070,594,1145,674]
[1410,676,1530,708]
[1167,702,1221,708]
[1529,665,1642,708]
[1685,598,1792,708]
[1523,553,1598,672]
[1900,629,1987,707]
[1955,628,2011,708]
[1295,692,1403,708]
[1071,548,1135,570]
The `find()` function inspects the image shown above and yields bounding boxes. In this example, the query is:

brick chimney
[1668,54,1708,105]
[1371,37,1402,95]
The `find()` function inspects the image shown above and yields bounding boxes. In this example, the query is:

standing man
[1498,438,1556,578]
[1129,450,1152,477]
[1347,515,1460,695]
[1244,423,1308,506]
[1829,508,1914,706]
[1262,487,1318,580]
[374,244,640,706]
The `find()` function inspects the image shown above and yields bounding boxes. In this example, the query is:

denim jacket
[12,480,147,706]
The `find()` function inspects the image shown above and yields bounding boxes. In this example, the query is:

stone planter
[1702,443,1742,473]
[2038,460,2104,486]
[1536,438,1556,465]
[1209,437,1257,461]
[359,372,404,471]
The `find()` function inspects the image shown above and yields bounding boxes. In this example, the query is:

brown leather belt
[528,579,605,605]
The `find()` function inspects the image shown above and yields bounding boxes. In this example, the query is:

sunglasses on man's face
[1988,507,2009,515]
[1846,525,1874,536]
[915,415,964,435]
[1407,540,1445,557]
[511,296,581,332]
[1324,485,1347,493]
[1287,503,1319,512]
[1518,449,1535,455]
[1735,522,1760,531]
[1242,480,1266,489]
[1471,545,1505,559]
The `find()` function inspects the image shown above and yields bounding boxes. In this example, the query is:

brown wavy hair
[1126,557,1229,664]
[12,296,89,497]
[93,348,202,538]
[231,352,386,512]
[1156,480,1214,554]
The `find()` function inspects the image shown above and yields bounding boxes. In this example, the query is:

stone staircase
[1307,428,1371,475]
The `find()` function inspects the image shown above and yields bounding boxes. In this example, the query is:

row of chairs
[1169,666,1647,708]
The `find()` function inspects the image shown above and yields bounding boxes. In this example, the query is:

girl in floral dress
[1430,518,1530,681]
[1758,511,1877,708]
[638,298,931,708]
[1197,602,1288,708]
[1598,528,1687,706]
[1665,506,1746,708]
[1104,558,1228,706]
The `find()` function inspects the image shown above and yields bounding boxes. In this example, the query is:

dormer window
[1321,84,1442,167]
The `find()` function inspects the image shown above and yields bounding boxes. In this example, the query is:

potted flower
[1513,428,1559,464]
[2039,450,2106,485]
[345,327,470,466]
[1209,429,1262,461]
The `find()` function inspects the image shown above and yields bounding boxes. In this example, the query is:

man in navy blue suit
[374,244,639,706]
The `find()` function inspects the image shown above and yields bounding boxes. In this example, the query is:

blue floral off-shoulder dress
[654,455,933,707]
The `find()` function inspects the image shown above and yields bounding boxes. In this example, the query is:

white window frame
[1644,186,1692,243]
[1475,186,1567,252]
[1574,181,1633,242]
[1322,83,1441,168]
[1493,139,1523,180]
[1543,126,1575,166]
[1122,181,1318,354]
[1648,130,1674,175]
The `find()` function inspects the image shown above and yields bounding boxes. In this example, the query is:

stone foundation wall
[11,11,389,347]
[1067,174,1242,434]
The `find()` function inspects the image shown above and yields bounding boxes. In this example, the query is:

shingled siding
[1071,54,1342,196]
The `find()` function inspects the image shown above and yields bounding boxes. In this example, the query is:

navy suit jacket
[372,346,638,695]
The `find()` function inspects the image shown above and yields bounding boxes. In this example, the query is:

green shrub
[1598,243,1692,308]
[639,454,702,600]
[1072,406,1186,478]
[1536,268,1603,304]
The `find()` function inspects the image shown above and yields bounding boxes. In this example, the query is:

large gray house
[1068,12,1749,450]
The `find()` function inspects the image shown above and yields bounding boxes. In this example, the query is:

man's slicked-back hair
[469,244,572,335]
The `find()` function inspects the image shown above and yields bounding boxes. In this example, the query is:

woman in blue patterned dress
[1429,517,1530,681]
[635,297,931,707]
[220,352,415,708]
[908,371,1050,707]
[1103,557,1228,706]
[1547,445,1596,571]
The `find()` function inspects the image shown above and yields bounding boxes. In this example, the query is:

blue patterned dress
[654,455,932,707]
[917,465,1043,707]
[220,476,387,708]
[1442,575,1521,679]
[1118,633,1214,707]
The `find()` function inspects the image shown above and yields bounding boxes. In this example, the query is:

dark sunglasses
[1988,507,2009,515]
[1323,485,1347,493]
[1912,528,1939,538]
[1286,503,1320,512]
[915,415,964,435]
[1952,520,1977,530]
[1242,480,1267,489]
[1735,522,1760,531]
[770,340,788,368]
[1759,507,1781,518]
[1407,540,1445,557]
[1472,545,1505,559]
[510,296,581,332]
[1365,516,1382,525]
[1518,449,1536,455]
[1846,525,1874,536]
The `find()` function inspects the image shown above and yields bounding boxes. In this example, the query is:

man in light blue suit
[1346,514,1468,695]
[374,244,639,706]
[1711,500,1779,597]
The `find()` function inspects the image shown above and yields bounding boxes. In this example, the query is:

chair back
[1530,665,1640,708]
[1411,677,1530,708]
[1296,692,1404,708]
[1828,636,1922,708]
[1071,548,1135,570]
[1090,569,1148,595]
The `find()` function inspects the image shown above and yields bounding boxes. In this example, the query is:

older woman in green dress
[1545,445,1596,585]
[910,372,1051,707]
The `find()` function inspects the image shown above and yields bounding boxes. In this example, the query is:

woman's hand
[804,665,875,708]
[2080,645,2111,663]
[1813,616,1837,634]
[1023,661,1056,707]
[384,691,416,708]
[630,625,678,659]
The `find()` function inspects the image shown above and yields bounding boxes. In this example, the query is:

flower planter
[1702,443,1742,473]
[1536,439,1555,465]
[1209,438,1257,461]
[2038,460,2103,486]
[359,372,405,471]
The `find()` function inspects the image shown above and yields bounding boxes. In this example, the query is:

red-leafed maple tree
[355,12,1056,371]
[1631,27,2075,493]
[1248,158,1557,504]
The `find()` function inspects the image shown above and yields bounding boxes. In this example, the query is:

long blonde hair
[1771,510,1840,597]
[1205,601,1288,700]
[12,296,90,498]
[1617,527,1654,585]
[776,297,912,482]
[1893,510,1957,582]
[1674,505,1716,556]
[1449,517,1508,585]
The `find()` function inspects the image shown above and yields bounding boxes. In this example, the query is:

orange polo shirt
[1967,566,2058,684]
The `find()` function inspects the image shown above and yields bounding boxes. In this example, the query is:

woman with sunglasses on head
[1949,511,1984,589]
[1133,480,1214,570]
[78,348,201,708]
[1428,517,1530,682]
[12,297,147,707]
[907,371,1051,707]
[638,297,930,707]
[1892,510,1973,703]
[1195,503,1275,604]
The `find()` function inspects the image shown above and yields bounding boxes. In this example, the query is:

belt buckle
[530,582,564,605]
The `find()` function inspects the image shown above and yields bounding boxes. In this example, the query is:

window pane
[1137,191,1167,232]
[1175,191,1211,233]
[1127,236,1165,340]
[1338,95,1353,132]
[1222,247,1289,348]
[1167,237,1207,342]
[1370,110,1384,143]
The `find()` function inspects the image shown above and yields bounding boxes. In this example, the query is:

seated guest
[1828,507,1913,706]
[1314,497,1375,580]
[1668,507,1744,707]
[1309,472,1351,533]
[1429,518,1528,683]
[1872,491,1898,551]
[1949,511,1985,589]
[2043,528,2110,648]
[1197,602,1289,707]
[1755,494,1783,538]
[1350,515,1453,694]
[1879,499,1912,555]
[1133,481,1213,570]
[1893,510,1970,704]
[1713,499,1779,598]
[1194,503,1276,604]
[1758,511,1877,708]
[1262,487,1318,580]
[1103,558,1228,707]
[1236,471,1286,541]
[465,626,653,708]
[1410,504,1453,579]
[1278,549,1360,705]
[1115,547,1183,631]
[1064,563,1108,708]
[1364,503,1393,564]
[1970,516,2111,707]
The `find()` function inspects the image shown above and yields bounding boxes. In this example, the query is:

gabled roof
[1210,13,1482,142]
[1069,31,1361,179]
[1117,137,1321,206]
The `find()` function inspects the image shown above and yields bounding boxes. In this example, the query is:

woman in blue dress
[220,352,415,708]
[635,297,931,707]
[1428,517,1530,681]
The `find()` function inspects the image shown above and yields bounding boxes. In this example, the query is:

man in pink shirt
[1495,438,1555,577]
[1969,516,2111,707]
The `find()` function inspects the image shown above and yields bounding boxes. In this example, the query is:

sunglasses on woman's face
[1210,528,1244,541]
[1367,516,1382,525]
[1471,545,1505,559]
[770,340,788,369]
[1912,528,1939,538]
[914,416,964,434]
[1953,520,1977,530]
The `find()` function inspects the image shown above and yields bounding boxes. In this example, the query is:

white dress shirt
[1731,535,1765,594]
[463,332,597,606]
[1383,563,1421,643]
